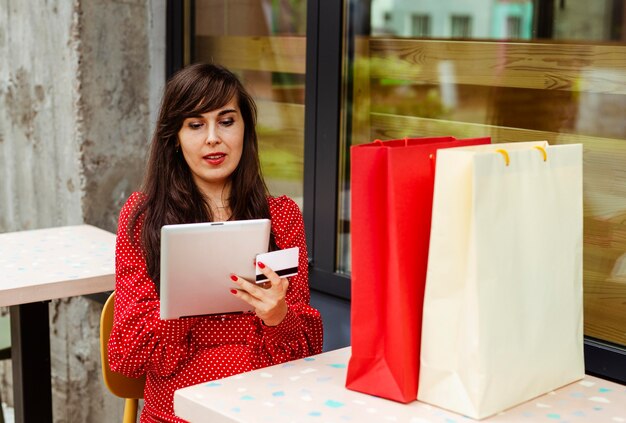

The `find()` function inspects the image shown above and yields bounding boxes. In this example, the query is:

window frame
[303,0,351,299]
[166,0,188,75]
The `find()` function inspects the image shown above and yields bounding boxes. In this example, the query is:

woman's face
[177,96,245,197]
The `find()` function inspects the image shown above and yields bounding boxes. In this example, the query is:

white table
[0,225,116,423]
[175,347,626,423]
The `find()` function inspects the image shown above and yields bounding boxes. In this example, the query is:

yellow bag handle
[534,146,547,161]
[495,149,510,166]
[495,145,548,166]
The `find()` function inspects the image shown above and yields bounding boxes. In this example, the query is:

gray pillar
[0,0,165,421]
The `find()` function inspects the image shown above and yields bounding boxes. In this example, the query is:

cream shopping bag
[417,141,584,419]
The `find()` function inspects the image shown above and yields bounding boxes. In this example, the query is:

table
[174,347,626,423]
[0,225,116,423]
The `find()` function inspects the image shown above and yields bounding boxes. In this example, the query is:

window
[175,0,626,383]
[338,0,626,383]
[506,15,522,38]
[412,14,431,37]
[183,0,307,208]
[450,15,472,38]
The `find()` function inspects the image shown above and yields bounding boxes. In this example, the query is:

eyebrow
[217,108,237,116]
[185,108,238,120]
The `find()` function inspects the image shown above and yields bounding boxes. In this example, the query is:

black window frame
[303,0,351,300]
[169,0,626,386]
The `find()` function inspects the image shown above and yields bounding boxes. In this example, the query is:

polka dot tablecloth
[174,347,626,423]
[0,225,116,306]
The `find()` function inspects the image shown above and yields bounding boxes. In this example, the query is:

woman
[108,63,324,422]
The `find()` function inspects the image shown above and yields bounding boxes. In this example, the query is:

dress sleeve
[247,197,324,367]
[107,192,200,378]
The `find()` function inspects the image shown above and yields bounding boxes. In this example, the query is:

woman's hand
[229,261,289,326]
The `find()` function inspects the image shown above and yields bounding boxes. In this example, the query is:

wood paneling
[195,36,306,74]
[256,100,304,182]
[368,38,626,94]
[193,35,305,199]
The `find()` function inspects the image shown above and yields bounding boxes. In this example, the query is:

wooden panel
[256,100,304,182]
[584,282,626,344]
[370,113,626,345]
[370,112,625,146]
[350,38,372,146]
[370,113,626,212]
[368,38,626,94]
[195,36,306,74]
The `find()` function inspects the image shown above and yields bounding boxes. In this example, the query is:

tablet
[159,218,271,319]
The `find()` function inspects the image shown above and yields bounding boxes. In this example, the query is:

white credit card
[255,247,299,283]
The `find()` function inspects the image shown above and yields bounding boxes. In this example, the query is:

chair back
[100,291,146,422]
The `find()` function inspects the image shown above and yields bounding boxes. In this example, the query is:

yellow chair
[100,292,146,423]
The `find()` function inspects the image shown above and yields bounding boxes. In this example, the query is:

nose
[206,124,221,146]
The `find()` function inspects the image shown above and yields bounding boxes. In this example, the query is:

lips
[203,153,226,165]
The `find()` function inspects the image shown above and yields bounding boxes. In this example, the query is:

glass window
[193,0,307,208]
[339,0,626,354]
[506,16,522,38]
[450,15,472,37]
[412,15,431,37]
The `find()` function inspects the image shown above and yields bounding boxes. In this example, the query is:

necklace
[207,194,230,220]
[212,205,231,221]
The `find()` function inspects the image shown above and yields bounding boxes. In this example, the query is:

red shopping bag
[346,136,490,403]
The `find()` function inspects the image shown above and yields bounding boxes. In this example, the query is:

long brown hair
[129,63,273,288]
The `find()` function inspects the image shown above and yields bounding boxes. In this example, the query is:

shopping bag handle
[534,146,547,161]
[495,146,548,166]
[495,149,510,166]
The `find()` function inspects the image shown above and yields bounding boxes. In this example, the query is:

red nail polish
[230,274,238,281]
[258,262,265,269]
[230,289,237,295]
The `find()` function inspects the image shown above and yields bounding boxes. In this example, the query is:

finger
[257,262,282,286]
[230,282,280,316]
[230,274,268,299]
[277,277,289,293]
[257,266,289,293]
[230,287,263,309]
[255,263,290,294]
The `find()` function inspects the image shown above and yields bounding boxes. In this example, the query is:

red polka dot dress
[108,192,324,422]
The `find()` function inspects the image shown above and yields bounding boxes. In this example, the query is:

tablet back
[160,219,271,319]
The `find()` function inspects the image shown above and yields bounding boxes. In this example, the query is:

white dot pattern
[108,192,324,422]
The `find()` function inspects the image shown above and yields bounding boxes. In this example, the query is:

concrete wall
[0,0,165,421]
[0,1,84,231]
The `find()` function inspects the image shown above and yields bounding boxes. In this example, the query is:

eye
[188,121,204,130]
[220,118,235,127]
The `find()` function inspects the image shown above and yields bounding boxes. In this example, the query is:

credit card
[255,247,299,283]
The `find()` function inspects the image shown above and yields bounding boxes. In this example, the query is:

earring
[175,143,180,153]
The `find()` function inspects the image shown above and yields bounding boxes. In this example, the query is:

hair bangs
[189,78,239,117]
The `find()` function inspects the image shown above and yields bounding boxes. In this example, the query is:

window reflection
[194,0,307,207]
[338,0,626,348]
[369,0,624,41]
